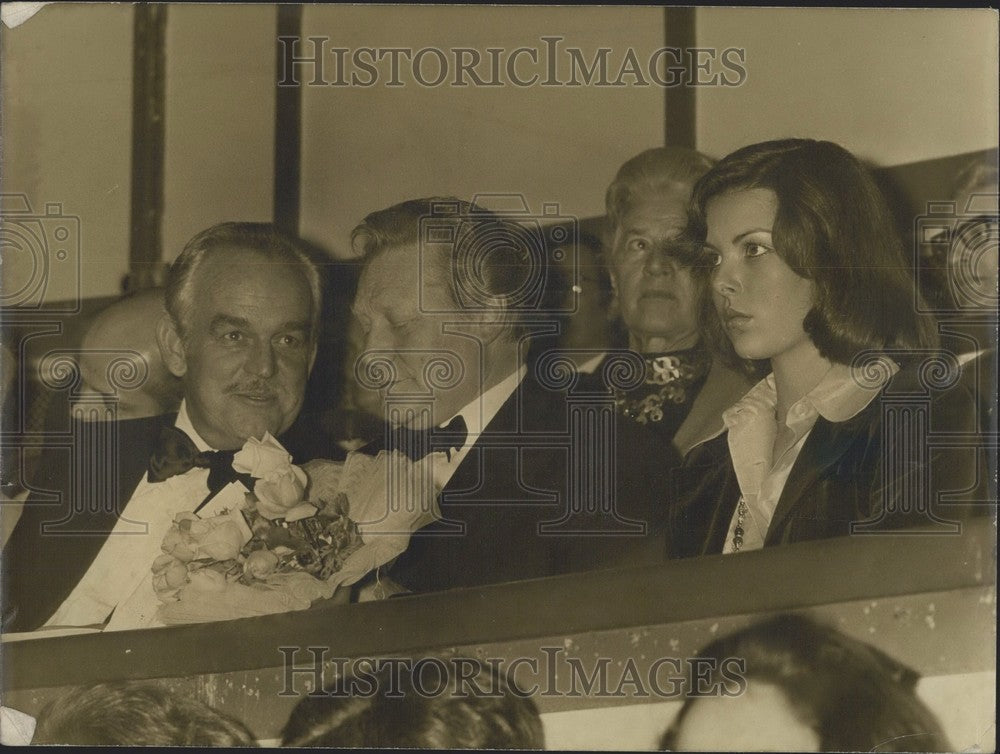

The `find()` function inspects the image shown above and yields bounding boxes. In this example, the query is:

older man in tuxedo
[2,222,323,632]
[350,198,672,594]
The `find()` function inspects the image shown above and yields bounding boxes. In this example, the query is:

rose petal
[244,549,279,580]
[165,562,189,588]
[152,553,177,573]
[284,503,318,522]
[254,468,306,515]
[195,521,245,561]
[161,529,184,553]
[187,569,228,593]
[170,543,197,563]
[233,433,294,478]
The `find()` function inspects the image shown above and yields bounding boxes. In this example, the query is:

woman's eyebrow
[732,228,772,244]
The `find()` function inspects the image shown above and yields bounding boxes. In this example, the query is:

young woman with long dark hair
[669,139,983,557]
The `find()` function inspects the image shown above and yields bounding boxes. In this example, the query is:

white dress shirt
[720,362,897,554]
[44,402,215,629]
[576,351,606,374]
[429,365,527,492]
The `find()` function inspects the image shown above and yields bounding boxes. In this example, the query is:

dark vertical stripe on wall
[663,7,696,149]
[127,4,167,293]
[274,4,303,235]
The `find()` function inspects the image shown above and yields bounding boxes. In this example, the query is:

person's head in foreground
[31,681,258,746]
[604,147,715,354]
[660,613,950,752]
[689,138,938,380]
[281,658,544,748]
[156,221,322,450]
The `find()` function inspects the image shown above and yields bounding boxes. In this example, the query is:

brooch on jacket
[614,346,711,424]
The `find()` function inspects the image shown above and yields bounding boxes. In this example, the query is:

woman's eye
[744,241,771,258]
[223,331,244,342]
[702,249,722,267]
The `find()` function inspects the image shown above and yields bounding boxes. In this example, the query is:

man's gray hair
[164,222,323,338]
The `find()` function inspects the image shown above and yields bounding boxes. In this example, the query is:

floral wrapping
[151,435,439,624]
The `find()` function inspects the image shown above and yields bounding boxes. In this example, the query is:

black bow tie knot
[389,414,469,462]
[148,426,253,496]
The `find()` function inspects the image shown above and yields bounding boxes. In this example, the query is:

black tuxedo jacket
[3,414,176,632]
[390,373,677,592]
[666,361,989,559]
[2,413,335,633]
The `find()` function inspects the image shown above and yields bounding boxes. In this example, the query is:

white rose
[283,502,318,522]
[254,465,308,519]
[300,459,344,501]
[232,432,294,478]
[194,520,245,561]
[186,569,228,593]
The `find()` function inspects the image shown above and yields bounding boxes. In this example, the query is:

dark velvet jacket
[666,360,989,559]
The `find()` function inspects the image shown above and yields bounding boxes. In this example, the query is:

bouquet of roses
[150,434,439,624]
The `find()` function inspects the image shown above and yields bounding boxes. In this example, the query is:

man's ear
[475,298,510,345]
[155,314,188,378]
[607,268,621,319]
[307,339,318,374]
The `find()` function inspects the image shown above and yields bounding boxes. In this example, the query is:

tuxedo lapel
[392,373,569,591]
[2,413,176,631]
[124,413,177,492]
[37,412,175,540]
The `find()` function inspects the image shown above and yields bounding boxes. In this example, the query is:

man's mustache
[225,381,278,398]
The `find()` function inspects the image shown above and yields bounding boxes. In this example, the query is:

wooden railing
[2,517,994,741]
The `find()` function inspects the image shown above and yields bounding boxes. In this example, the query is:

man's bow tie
[148,426,253,496]
[388,414,469,462]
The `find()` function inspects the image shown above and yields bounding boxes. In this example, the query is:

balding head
[79,289,183,420]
